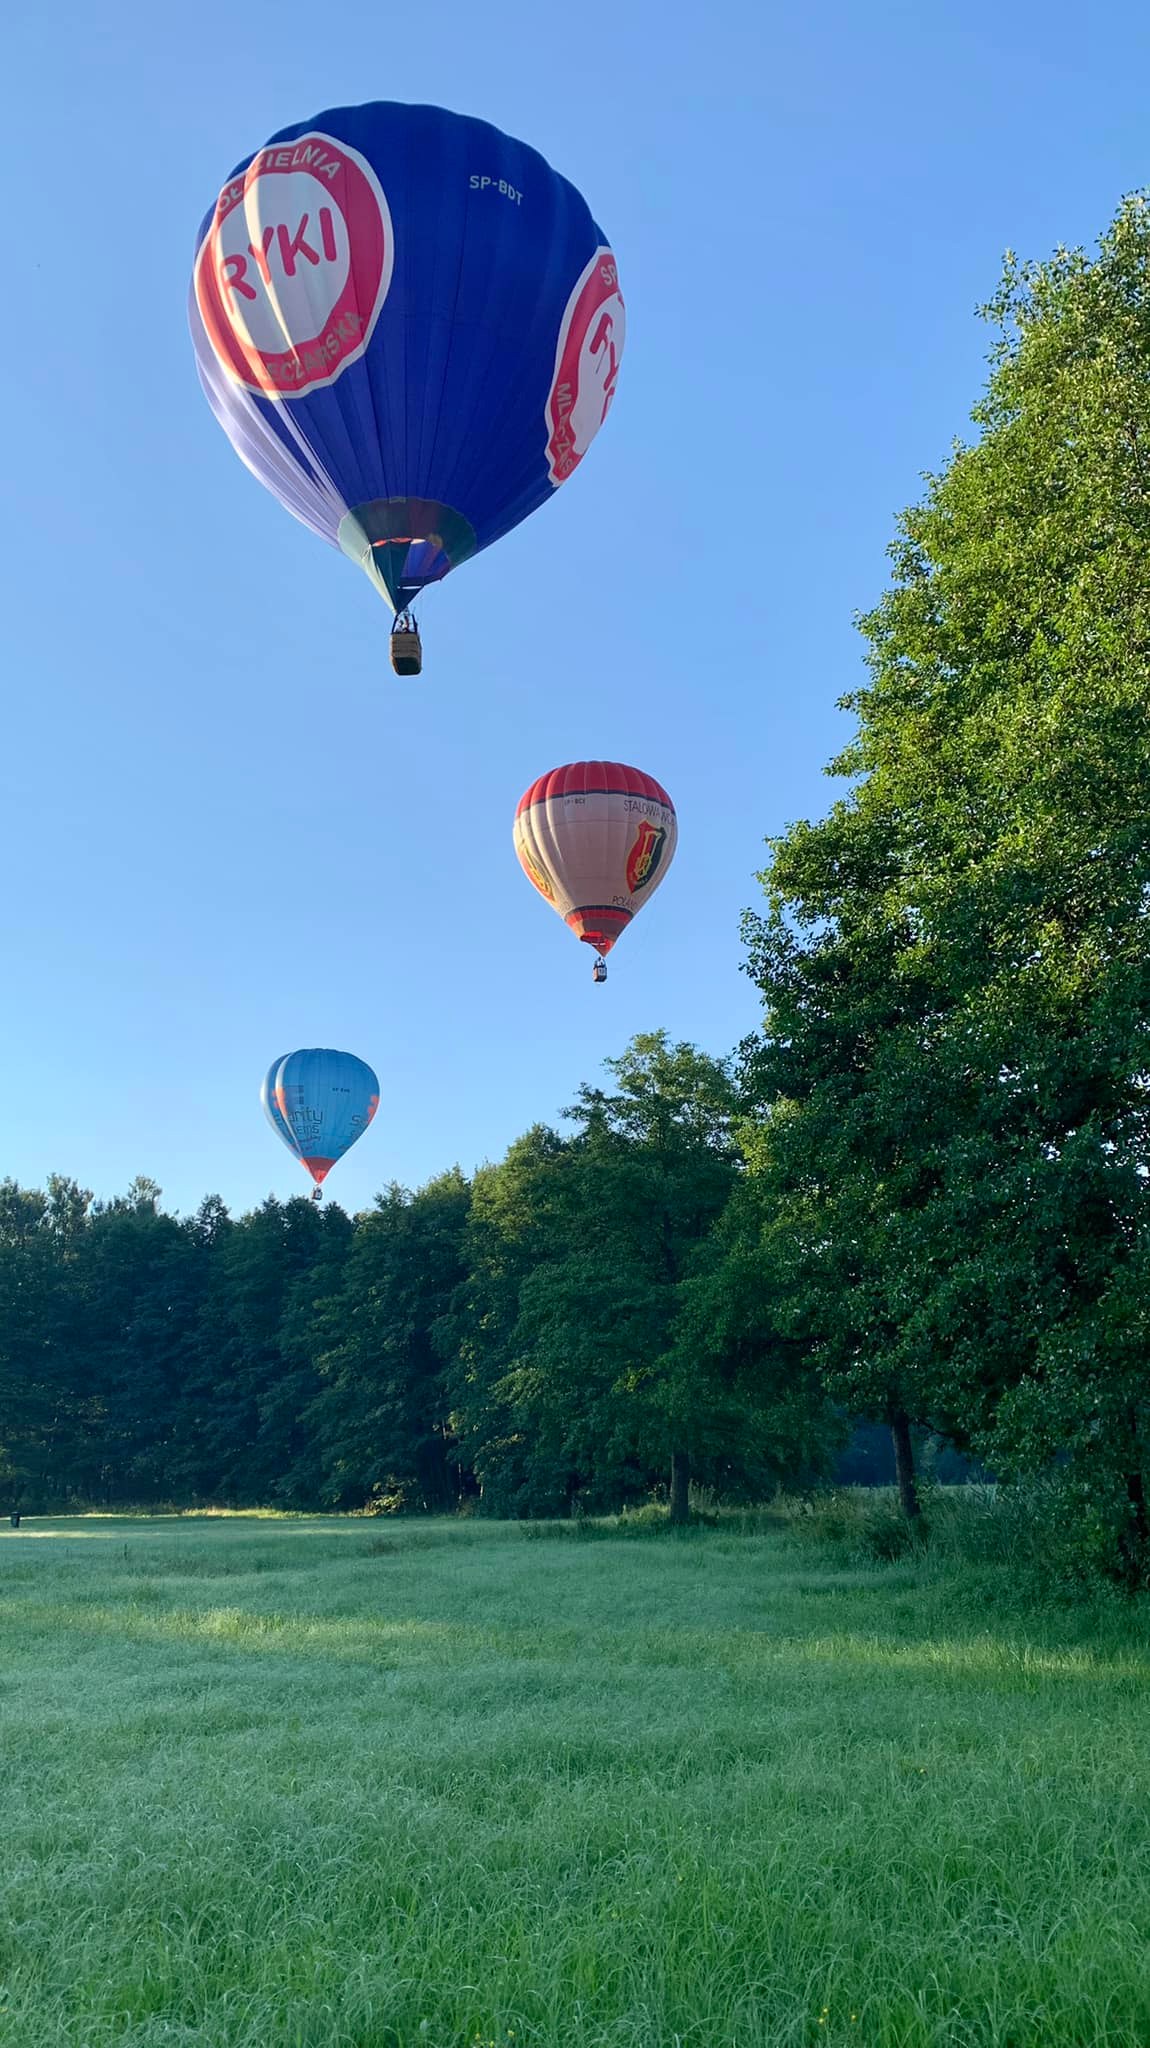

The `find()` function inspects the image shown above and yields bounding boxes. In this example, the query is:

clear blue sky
[4,0,1147,1216]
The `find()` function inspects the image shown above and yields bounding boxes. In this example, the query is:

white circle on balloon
[215,171,353,357]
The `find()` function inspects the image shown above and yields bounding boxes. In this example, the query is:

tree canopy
[739,196,1150,1570]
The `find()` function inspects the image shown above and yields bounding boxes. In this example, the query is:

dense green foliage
[4,1510,1150,2048]
[733,196,1150,1579]
[0,1037,832,1518]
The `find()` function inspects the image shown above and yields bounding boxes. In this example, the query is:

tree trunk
[1127,1468,1149,1544]
[416,1432,455,1513]
[669,1447,690,1526]
[890,1410,921,1520]
[1117,1408,1148,1589]
[1122,1467,1149,1588]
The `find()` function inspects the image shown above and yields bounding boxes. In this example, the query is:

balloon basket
[390,615,423,676]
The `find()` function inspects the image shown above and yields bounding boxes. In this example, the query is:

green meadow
[2,1513,1149,2048]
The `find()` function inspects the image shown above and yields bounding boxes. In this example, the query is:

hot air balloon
[260,1049,379,1199]
[514,762,677,982]
[190,102,624,676]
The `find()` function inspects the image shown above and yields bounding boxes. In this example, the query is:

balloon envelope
[514,762,677,961]
[190,102,624,612]
[261,1048,379,1188]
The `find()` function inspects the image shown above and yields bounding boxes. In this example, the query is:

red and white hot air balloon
[514,761,678,980]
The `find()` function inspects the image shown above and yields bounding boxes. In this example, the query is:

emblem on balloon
[517,843,556,903]
[194,133,393,397]
[625,819,668,894]
[545,249,626,484]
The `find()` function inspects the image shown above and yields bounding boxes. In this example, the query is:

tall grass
[1,1509,1148,2045]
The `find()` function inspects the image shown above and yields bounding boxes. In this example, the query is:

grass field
[2,1513,1149,2048]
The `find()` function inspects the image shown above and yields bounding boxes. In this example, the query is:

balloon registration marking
[195,134,393,397]
[546,248,626,484]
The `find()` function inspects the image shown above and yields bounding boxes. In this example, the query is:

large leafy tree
[743,197,1150,1564]
[557,1032,742,1521]
[0,1179,57,1508]
[664,1171,843,1501]
[451,1034,743,1520]
[182,1195,342,1505]
[71,1178,205,1503]
[306,1171,471,1510]
[440,1126,576,1516]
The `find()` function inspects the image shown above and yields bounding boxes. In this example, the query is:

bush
[777,1480,1150,1602]
[857,1501,928,1562]
[780,1490,872,1556]
[519,1501,714,1542]
[781,1487,942,1566]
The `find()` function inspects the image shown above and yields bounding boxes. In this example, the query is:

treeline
[0,1036,829,1520]
[7,198,1150,1579]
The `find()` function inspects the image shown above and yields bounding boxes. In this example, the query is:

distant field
[2,1514,1150,2048]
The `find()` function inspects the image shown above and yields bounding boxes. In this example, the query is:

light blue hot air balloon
[261,1049,380,1198]
[190,100,624,673]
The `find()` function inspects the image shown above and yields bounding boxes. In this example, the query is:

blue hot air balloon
[261,1049,380,1198]
[190,101,624,671]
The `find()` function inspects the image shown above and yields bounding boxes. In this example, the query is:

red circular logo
[545,248,625,484]
[195,132,393,398]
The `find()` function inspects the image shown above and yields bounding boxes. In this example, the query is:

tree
[73,1182,204,1502]
[307,1171,471,1510]
[742,196,1150,1564]
[182,1195,338,1505]
[441,1127,574,1516]
[664,1173,843,1501]
[0,1180,54,1507]
[561,1033,741,1521]
[445,1035,742,1520]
